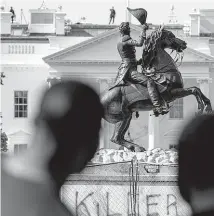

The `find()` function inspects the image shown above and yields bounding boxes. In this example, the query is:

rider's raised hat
[127,7,147,25]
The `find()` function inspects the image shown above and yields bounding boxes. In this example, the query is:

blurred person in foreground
[1,80,104,216]
[178,114,214,216]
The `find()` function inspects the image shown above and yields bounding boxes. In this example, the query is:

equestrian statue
[101,8,213,152]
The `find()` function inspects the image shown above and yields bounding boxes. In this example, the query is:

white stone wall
[1,66,49,153]
[1,42,50,55]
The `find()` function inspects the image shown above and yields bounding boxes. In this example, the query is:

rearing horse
[101,26,212,152]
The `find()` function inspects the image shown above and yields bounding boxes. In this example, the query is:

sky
[1,0,214,25]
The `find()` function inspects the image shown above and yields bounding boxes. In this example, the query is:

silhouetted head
[34,80,104,190]
[178,114,214,213]
[119,22,130,36]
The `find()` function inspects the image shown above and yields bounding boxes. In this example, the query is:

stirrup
[153,106,163,116]
[153,105,169,116]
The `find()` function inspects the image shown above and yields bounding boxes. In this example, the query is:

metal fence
[61,161,192,216]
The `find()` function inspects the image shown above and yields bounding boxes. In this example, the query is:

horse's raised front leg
[170,87,205,115]
[111,114,146,152]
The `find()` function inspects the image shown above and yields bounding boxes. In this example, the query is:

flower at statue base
[151,148,163,154]
[147,155,157,163]
[109,151,117,163]
[170,156,178,164]
[123,151,135,161]
[135,152,147,162]
[155,155,169,164]
[148,152,162,162]
[1,131,8,152]
[159,159,170,164]
[146,150,152,157]
[113,151,125,162]
[157,149,166,156]
[91,148,179,164]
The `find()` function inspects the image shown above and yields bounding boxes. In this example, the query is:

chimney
[29,8,56,35]
[189,9,214,37]
[55,11,66,35]
[199,9,214,36]
[0,11,12,35]
[189,9,200,36]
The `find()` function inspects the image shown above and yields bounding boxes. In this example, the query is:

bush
[1,131,8,152]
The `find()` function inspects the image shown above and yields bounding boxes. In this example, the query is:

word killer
[72,191,181,216]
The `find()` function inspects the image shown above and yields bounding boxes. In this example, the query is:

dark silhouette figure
[178,114,214,216]
[1,80,104,216]
[9,7,15,23]
[109,6,116,24]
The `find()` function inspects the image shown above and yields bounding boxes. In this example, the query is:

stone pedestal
[148,111,159,150]
[62,163,191,216]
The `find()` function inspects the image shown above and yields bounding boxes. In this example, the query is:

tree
[1,131,8,152]
[1,72,5,85]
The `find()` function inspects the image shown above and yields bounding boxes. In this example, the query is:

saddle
[116,72,169,108]
[143,67,167,84]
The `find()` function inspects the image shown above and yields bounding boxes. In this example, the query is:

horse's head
[142,25,187,68]
[159,27,187,52]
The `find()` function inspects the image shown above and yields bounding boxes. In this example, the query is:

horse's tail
[101,87,124,124]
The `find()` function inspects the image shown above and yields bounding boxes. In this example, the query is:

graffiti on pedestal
[62,186,191,216]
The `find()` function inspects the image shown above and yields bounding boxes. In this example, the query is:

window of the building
[18,45,21,54]
[11,45,14,53]
[14,144,27,155]
[32,46,35,54]
[169,98,183,119]
[14,45,17,54]
[22,45,24,54]
[14,91,28,118]
[8,45,35,54]
[31,13,54,24]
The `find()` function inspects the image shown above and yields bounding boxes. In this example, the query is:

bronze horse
[101,26,212,152]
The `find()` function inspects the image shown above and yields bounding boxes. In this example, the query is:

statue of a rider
[111,8,168,116]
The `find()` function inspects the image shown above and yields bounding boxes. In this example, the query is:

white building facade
[1,6,214,154]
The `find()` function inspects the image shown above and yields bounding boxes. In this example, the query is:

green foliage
[1,131,8,152]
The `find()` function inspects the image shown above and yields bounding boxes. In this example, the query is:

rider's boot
[147,79,165,116]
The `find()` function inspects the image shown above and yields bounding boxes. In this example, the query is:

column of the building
[126,0,132,23]
[197,78,212,98]
[96,78,108,149]
[148,111,159,150]
[47,77,61,87]
[96,78,114,149]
